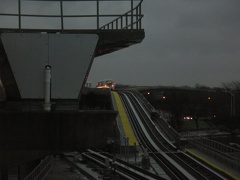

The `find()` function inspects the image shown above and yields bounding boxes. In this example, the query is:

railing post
[60,0,64,30]
[136,7,139,29]
[121,17,123,29]
[126,14,128,29]
[18,0,21,29]
[97,0,99,30]
[131,0,133,30]
[139,1,142,29]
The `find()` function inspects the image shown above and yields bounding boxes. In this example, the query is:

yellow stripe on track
[185,149,240,180]
[113,92,138,146]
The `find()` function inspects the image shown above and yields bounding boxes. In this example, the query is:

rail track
[58,91,235,180]
[63,149,165,180]
[119,91,233,180]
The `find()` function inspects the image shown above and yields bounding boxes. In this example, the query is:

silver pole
[44,65,52,112]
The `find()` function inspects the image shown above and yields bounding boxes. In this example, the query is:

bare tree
[222,80,240,91]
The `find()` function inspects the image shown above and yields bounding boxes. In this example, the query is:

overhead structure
[0,0,145,110]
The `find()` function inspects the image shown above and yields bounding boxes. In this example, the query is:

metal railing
[187,132,240,168]
[23,155,54,180]
[100,0,143,30]
[0,0,143,31]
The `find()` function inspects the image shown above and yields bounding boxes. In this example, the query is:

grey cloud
[89,0,240,87]
[1,0,239,87]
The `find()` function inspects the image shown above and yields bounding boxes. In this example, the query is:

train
[84,81,92,88]
[96,79,115,90]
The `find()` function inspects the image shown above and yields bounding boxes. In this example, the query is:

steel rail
[130,91,178,150]
[81,149,164,179]
[126,92,227,179]
[122,93,232,179]
[120,93,188,180]
[87,149,165,179]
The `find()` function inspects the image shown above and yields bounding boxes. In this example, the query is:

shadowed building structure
[0,0,144,179]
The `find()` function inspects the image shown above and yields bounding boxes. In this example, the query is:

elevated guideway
[111,91,138,146]
[118,90,240,179]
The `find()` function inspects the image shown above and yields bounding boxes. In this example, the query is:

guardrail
[187,132,240,168]
[0,0,143,31]
[100,0,143,30]
[23,155,54,180]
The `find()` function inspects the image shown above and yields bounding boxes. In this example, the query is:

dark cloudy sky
[1,0,240,88]
[89,0,240,87]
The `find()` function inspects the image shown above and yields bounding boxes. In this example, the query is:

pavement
[44,156,89,180]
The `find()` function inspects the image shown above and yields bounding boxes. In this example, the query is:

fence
[0,0,143,31]
[187,132,240,168]
[23,155,54,180]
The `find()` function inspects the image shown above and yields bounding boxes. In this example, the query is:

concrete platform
[186,148,240,180]
[0,110,119,172]
[45,156,89,180]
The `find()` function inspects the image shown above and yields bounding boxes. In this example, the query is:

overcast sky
[88,0,240,87]
[1,0,240,88]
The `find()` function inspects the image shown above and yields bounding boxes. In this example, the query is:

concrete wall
[0,111,119,169]
[1,33,99,100]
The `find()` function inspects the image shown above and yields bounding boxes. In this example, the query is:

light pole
[227,91,235,116]
[226,90,240,117]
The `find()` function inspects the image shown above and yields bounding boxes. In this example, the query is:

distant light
[147,92,150,95]
[162,96,166,99]
[183,116,193,120]
[208,97,211,100]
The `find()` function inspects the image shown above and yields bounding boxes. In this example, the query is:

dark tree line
[141,82,240,139]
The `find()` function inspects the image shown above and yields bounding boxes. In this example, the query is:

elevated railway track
[119,91,235,180]
[81,149,164,180]
[21,89,239,179]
